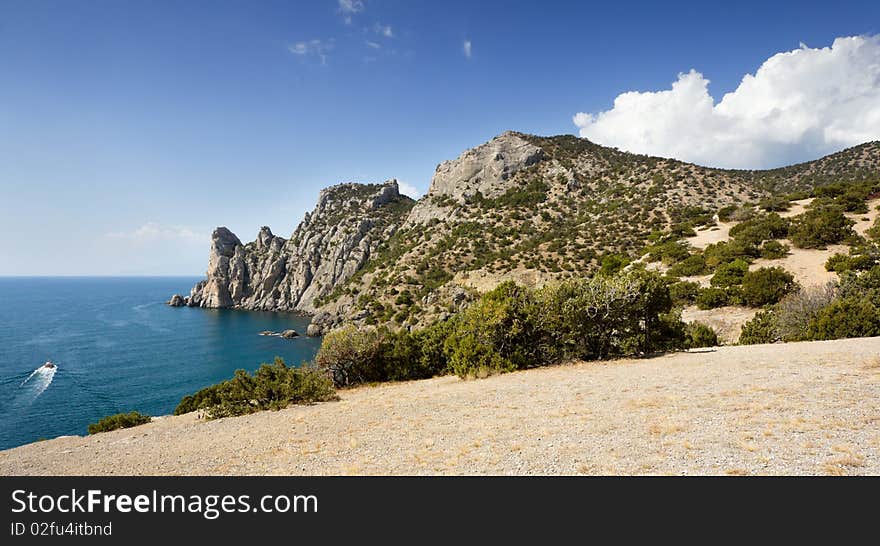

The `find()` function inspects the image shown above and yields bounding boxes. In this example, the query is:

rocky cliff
[170,180,415,333]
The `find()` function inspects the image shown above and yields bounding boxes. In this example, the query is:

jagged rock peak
[211,227,242,257]
[405,131,545,225]
[175,177,415,328]
[429,131,544,199]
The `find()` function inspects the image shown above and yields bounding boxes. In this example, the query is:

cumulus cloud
[338,0,364,24]
[106,223,206,244]
[573,35,880,169]
[397,180,423,198]
[463,40,472,59]
[288,39,334,64]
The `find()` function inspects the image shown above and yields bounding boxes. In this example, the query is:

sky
[1,0,879,275]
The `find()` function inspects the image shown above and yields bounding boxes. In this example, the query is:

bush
[644,240,691,265]
[685,322,718,348]
[740,267,797,307]
[806,297,880,340]
[696,287,731,309]
[88,411,151,434]
[669,280,700,305]
[728,213,789,246]
[759,196,791,212]
[710,259,750,288]
[598,254,631,277]
[759,240,789,259]
[773,283,838,342]
[703,240,758,268]
[379,320,454,381]
[667,254,707,277]
[738,311,779,345]
[175,358,337,418]
[315,326,386,387]
[445,281,550,378]
[788,207,855,249]
[824,246,879,273]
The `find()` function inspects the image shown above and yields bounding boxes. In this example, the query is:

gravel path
[2,337,879,476]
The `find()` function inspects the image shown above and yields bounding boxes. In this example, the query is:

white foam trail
[18,365,57,402]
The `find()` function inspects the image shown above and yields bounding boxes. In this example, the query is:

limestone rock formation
[406,131,544,225]
[180,180,415,326]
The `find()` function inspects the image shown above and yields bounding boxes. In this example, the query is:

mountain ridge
[170,131,880,334]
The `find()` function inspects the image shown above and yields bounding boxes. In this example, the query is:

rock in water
[280,329,299,339]
[167,294,186,307]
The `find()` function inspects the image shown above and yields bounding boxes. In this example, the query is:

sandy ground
[681,306,758,345]
[2,337,879,476]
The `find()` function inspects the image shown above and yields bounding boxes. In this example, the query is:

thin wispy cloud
[374,23,393,38]
[365,40,381,49]
[338,0,364,24]
[573,35,880,169]
[463,40,472,59]
[106,223,206,244]
[288,39,334,65]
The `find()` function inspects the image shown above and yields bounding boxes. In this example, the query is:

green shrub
[669,280,700,305]
[88,411,151,434]
[710,259,750,288]
[703,240,757,268]
[315,326,385,387]
[759,240,789,259]
[740,267,797,307]
[728,213,789,246]
[738,311,779,345]
[865,217,880,241]
[696,287,730,309]
[717,205,738,222]
[644,240,691,265]
[667,254,707,277]
[445,281,549,378]
[788,207,855,249]
[773,283,838,342]
[806,297,880,340]
[175,358,337,418]
[685,322,718,348]
[758,196,791,212]
[598,254,631,277]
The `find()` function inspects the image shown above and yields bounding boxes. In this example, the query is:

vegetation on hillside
[88,411,151,434]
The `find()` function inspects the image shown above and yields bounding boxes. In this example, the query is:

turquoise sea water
[0,277,321,450]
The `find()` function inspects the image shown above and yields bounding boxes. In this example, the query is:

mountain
[171,131,880,334]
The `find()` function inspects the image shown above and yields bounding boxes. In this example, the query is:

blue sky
[1,0,879,275]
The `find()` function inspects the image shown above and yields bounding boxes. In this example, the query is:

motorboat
[41,361,56,370]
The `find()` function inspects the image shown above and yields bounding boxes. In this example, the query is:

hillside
[171,131,880,334]
[3,337,878,475]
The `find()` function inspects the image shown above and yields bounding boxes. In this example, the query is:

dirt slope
[2,337,879,476]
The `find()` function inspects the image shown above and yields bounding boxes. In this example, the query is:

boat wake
[16,364,57,405]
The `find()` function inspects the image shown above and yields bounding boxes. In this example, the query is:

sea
[0,277,322,451]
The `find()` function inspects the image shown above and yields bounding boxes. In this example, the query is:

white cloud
[338,0,364,24]
[397,180,423,198]
[573,35,880,169]
[288,39,333,65]
[365,40,381,49]
[463,40,472,59]
[373,23,393,38]
[106,222,206,244]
